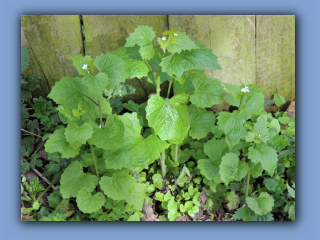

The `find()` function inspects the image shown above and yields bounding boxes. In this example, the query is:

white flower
[162,36,166,41]
[174,33,178,36]
[82,64,88,70]
[241,85,250,93]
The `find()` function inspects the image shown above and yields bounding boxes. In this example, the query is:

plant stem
[167,81,172,98]
[83,94,98,106]
[245,160,252,202]
[175,144,179,163]
[98,100,104,128]
[161,149,166,179]
[21,129,42,139]
[21,196,32,203]
[91,144,100,178]
[36,171,63,202]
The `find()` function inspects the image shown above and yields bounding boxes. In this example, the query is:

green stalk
[245,160,252,202]
[21,196,32,203]
[167,81,172,98]
[161,149,166,179]
[90,144,100,178]
[36,171,63,202]
[98,100,104,128]
[175,144,179,163]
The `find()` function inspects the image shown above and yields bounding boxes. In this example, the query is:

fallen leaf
[141,203,157,221]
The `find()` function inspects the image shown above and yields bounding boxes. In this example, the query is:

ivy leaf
[126,183,148,211]
[246,192,274,216]
[104,113,168,169]
[146,94,190,144]
[160,48,221,77]
[274,93,286,106]
[125,25,156,60]
[190,77,225,108]
[45,128,80,159]
[217,112,251,150]
[94,54,127,89]
[65,122,93,149]
[248,146,278,177]
[76,188,105,214]
[239,85,265,117]
[219,153,248,185]
[68,55,94,76]
[60,161,99,198]
[88,115,124,150]
[226,191,240,210]
[188,104,215,139]
[99,169,137,200]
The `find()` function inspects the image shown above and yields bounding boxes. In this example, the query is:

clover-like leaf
[65,122,93,149]
[146,94,190,144]
[248,146,278,177]
[246,192,274,216]
[60,161,99,198]
[188,104,215,139]
[45,128,80,159]
[219,153,248,185]
[190,77,225,108]
[76,188,105,213]
[99,169,137,200]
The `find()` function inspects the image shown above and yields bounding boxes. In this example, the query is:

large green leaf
[253,115,269,142]
[126,59,149,78]
[94,54,127,89]
[104,113,168,169]
[190,77,225,108]
[76,188,105,213]
[126,183,148,211]
[88,115,124,150]
[204,138,229,160]
[125,25,156,60]
[60,161,99,198]
[188,104,215,139]
[45,128,80,159]
[146,94,190,144]
[246,192,274,216]
[65,122,93,149]
[217,112,251,149]
[80,73,109,101]
[99,169,137,200]
[160,48,221,77]
[223,83,242,107]
[219,153,248,185]
[248,146,278,177]
[239,85,265,117]
[197,158,223,183]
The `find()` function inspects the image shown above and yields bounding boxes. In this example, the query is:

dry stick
[21,129,42,139]
[22,158,56,190]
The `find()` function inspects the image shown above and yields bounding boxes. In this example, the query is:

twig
[21,129,42,139]
[22,158,55,190]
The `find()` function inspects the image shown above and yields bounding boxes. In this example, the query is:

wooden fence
[21,15,295,104]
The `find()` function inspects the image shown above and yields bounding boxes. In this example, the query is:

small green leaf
[274,93,286,106]
[248,146,278,177]
[68,55,94,76]
[287,183,295,199]
[76,188,105,213]
[226,191,240,210]
[246,192,274,216]
[219,153,248,185]
[239,85,265,117]
[264,178,279,192]
[65,122,93,149]
[127,212,143,221]
[288,202,295,221]
[152,174,163,189]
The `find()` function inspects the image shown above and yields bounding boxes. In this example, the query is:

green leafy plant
[41,26,295,221]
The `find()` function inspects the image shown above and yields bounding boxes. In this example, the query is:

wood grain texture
[21,15,83,97]
[256,15,295,100]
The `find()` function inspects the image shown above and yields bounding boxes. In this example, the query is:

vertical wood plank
[21,15,83,97]
[169,15,256,86]
[82,15,168,103]
[256,15,295,100]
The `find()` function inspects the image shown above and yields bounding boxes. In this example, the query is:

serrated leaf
[246,192,274,216]
[126,183,148,211]
[88,114,124,150]
[250,212,274,221]
[190,77,225,108]
[60,161,99,198]
[158,31,199,54]
[248,146,278,177]
[68,55,94,76]
[76,188,105,213]
[204,138,229,160]
[99,169,136,200]
[45,128,80,158]
[288,202,295,221]
[226,191,240,210]
[80,73,109,101]
[269,135,289,151]
[125,25,156,60]
[146,94,190,144]
[217,112,251,150]
[160,48,221,77]
[198,158,223,183]
[94,54,127,89]
[126,59,149,78]
[274,93,286,106]
[239,85,265,116]
[188,104,215,139]
[219,153,248,185]
[231,207,251,221]
[104,113,168,169]
[65,122,93,149]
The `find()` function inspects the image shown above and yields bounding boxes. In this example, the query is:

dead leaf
[175,216,191,221]
[141,203,157,221]
[286,100,295,120]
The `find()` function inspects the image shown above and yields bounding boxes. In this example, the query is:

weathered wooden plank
[256,15,295,100]
[169,15,256,85]
[21,15,83,97]
[82,15,168,103]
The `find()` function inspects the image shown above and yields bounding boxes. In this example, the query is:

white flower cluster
[174,33,178,36]
[241,85,250,93]
[82,64,88,70]
[162,36,166,41]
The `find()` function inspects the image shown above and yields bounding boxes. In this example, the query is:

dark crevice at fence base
[79,15,87,56]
